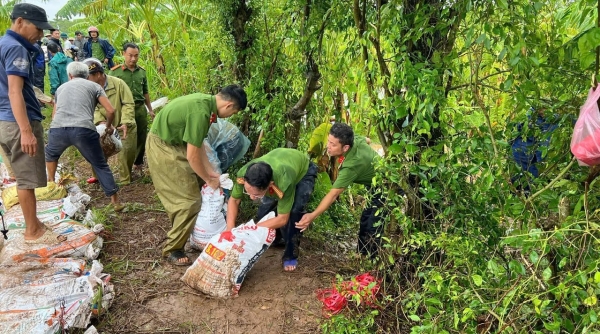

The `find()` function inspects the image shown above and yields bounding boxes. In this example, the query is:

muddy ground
[77,160,353,334]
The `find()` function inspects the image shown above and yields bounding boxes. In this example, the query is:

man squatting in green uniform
[226,148,318,271]
[296,123,384,257]
[110,43,153,175]
[83,58,137,184]
[147,85,247,265]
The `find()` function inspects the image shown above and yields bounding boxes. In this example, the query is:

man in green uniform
[226,148,318,271]
[110,43,154,176]
[84,58,137,185]
[308,116,338,181]
[296,123,384,257]
[147,85,247,265]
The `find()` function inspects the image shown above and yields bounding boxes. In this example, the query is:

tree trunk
[147,24,166,79]
[231,0,253,83]
[285,55,321,148]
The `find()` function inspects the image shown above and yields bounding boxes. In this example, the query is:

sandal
[167,250,192,266]
[110,203,125,212]
[283,258,298,272]
[24,226,67,245]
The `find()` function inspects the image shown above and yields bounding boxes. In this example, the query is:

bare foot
[283,259,298,272]
[24,220,66,243]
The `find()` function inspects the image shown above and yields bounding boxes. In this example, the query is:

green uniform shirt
[94,75,136,127]
[231,148,309,214]
[332,137,379,189]
[110,65,148,103]
[91,41,106,62]
[150,93,216,147]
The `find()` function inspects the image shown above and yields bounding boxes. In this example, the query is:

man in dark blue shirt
[0,3,67,245]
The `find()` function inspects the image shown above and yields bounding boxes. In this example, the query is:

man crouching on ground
[226,148,318,272]
[45,61,124,211]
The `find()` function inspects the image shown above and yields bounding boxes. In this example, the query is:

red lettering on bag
[266,228,276,243]
[232,240,246,254]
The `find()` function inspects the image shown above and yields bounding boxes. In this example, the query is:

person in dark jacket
[83,26,116,69]
[72,31,86,60]
[47,43,72,96]
[33,40,46,92]
[46,29,62,61]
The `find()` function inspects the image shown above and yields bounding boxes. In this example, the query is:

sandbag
[0,259,113,334]
[96,124,122,158]
[1,181,67,210]
[150,97,168,111]
[1,199,66,227]
[0,218,104,264]
[61,185,92,220]
[182,212,276,298]
[571,87,600,166]
[189,174,234,250]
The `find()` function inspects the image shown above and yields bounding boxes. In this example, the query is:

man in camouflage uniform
[110,43,153,176]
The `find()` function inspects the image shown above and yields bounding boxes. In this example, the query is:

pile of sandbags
[0,185,113,333]
[0,258,113,334]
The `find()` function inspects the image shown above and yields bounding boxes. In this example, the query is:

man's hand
[207,178,220,190]
[148,107,155,120]
[295,212,315,232]
[105,124,115,135]
[219,230,235,242]
[103,58,109,64]
[20,128,37,156]
[117,124,128,139]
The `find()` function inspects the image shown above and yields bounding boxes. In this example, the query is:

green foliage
[304,172,359,244]
[321,312,378,334]
[54,0,600,332]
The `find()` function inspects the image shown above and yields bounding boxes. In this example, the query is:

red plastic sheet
[316,272,381,317]
[571,87,600,166]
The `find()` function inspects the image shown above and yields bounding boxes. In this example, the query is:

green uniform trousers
[134,103,148,166]
[146,133,203,256]
[118,124,137,184]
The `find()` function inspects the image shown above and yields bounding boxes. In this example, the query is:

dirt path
[84,180,335,333]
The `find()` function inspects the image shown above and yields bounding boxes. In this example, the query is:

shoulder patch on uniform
[110,64,121,71]
[269,184,284,199]
[236,177,245,185]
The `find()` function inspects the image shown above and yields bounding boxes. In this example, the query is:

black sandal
[166,250,192,266]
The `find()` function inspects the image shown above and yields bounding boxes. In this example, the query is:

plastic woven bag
[189,174,234,250]
[571,87,600,166]
[96,124,122,159]
[204,119,251,173]
[181,212,276,298]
